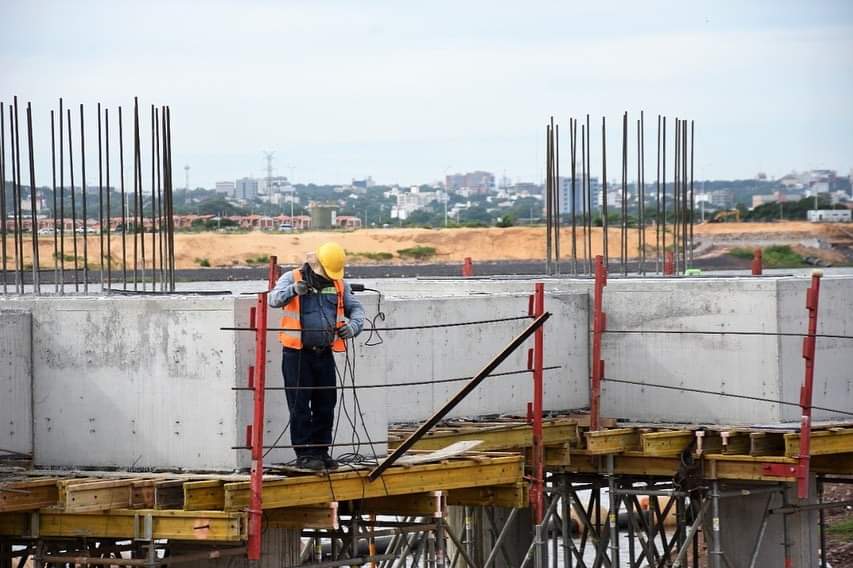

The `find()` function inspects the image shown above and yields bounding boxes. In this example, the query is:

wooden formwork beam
[640,430,693,457]
[62,479,133,513]
[785,428,853,458]
[224,456,524,510]
[0,479,59,512]
[0,509,246,541]
[585,428,641,454]
[265,505,338,530]
[184,480,225,511]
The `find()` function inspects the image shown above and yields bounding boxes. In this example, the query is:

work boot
[296,455,324,471]
[320,453,339,471]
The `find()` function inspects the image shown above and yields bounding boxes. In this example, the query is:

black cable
[601,376,853,417]
[232,366,562,391]
[599,329,853,341]
[221,315,534,333]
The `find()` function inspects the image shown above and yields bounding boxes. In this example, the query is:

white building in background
[214,181,235,195]
[558,176,599,214]
[807,209,851,223]
[235,177,259,200]
[391,186,439,220]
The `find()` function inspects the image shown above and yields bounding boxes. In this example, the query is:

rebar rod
[79,104,88,293]
[25,103,40,295]
[118,106,127,289]
[11,100,23,293]
[570,118,577,276]
[554,122,561,274]
[150,104,157,290]
[135,97,145,290]
[581,123,588,275]
[655,115,660,274]
[620,112,627,276]
[673,117,680,275]
[97,104,104,291]
[601,116,608,269]
[67,107,79,291]
[690,120,695,267]
[155,107,164,289]
[58,98,65,292]
[166,106,176,289]
[585,114,592,275]
[105,108,112,290]
[545,123,552,275]
[661,116,666,274]
[639,113,645,275]
[682,119,689,270]
[132,99,139,290]
[0,102,8,295]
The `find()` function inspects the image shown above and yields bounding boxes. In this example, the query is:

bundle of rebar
[543,112,696,276]
[0,97,177,295]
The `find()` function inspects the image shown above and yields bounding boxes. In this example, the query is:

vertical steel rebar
[50,112,59,292]
[14,99,26,293]
[683,120,690,270]
[58,99,65,292]
[134,97,145,290]
[638,114,645,275]
[690,120,695,267]
[166,106,176,289]
[26,103,40,295]
[97,104,104,291]
[601,117,608,269]
[79,105,88,293]
[545,122,553,275]
[554,123,560,274]
[118,107,127,289]
[673,118,680,275]
[155,107,164,289]
[585,114,592,275]
[580,123,587,275]
[655,115,661,274]
[11,100,23,293]
[150,105,157,290]
[0,102,7,295]
[621,112,628,276]
[105,108,112,290]
[570,118,577,276]
[132,99,139,290]
[67,108,79,291]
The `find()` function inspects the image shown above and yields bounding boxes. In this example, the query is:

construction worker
[269,242,364,471]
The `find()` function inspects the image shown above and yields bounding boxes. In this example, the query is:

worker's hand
[337,321,357,339]
[293,281,309,296]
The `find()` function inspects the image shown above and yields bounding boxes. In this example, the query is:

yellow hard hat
[316,242,346,280]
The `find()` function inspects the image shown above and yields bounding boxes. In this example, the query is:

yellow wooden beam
[390,421,579,452]
[0,479,59,512]
[265,505,338,530]
[223,456,524,511]
[184,480,225,511]
[640,431,693,457]
[0,509,246,541]
[446,483,528,508]
[720,431,751,456]
[585,428,640,455]
[356,493,440,516]
[62,479,133,513]
[749,432,786,457]
[131,480,156,509]
[812,452,853,474]
[784,428,853,458]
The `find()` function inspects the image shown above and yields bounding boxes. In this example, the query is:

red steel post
[797,270,821,499]
[247,290,269,559]
[663,251,674,276]
[529,282,545,523]
[267,255,279,288]
[751,248,763,276]
[462,257,474,277]
[590,255,607,431]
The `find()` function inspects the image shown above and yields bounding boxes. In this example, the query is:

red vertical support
[247,289,269,560]
[462,257,474,277]
[663,251,674,276]
[267,255,279,288]
[590,255,607,431]
[528,282,545,523]
[797,270,821,500]
[751,248,763,276]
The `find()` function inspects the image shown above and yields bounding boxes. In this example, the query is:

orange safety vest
[279,269,347,352]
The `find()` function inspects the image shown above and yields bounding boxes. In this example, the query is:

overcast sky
[2,0,852,188]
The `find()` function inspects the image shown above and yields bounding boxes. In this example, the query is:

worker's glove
[293,281,309,296]
[337,321,357,339]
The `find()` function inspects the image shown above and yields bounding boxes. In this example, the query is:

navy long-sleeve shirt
[269,269,365,347]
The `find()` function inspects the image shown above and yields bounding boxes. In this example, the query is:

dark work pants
[282,347,337,458]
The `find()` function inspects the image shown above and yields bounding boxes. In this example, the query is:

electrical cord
[600,376,853,417]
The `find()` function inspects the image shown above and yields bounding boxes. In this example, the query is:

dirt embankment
[9,222,849,270]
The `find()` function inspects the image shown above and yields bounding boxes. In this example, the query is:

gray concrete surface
[0,310,32,457]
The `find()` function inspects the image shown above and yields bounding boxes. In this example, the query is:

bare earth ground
[9,221,852,269]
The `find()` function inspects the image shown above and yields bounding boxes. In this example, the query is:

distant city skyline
[3,1,852,188]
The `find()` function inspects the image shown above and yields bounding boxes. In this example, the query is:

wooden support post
[590,254,607,431]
